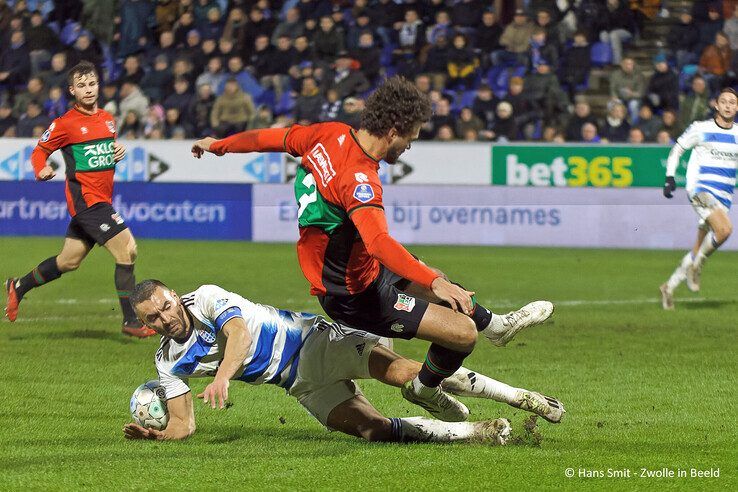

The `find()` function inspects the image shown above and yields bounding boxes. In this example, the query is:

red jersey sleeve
[32,118,67,176]
[335,168,384,215]
[209,128,289,155]
[350,207,439,289]
[283,124,317,157]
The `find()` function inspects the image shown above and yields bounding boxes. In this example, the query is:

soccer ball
[130,380,169,430]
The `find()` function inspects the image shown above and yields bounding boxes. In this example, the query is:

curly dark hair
[361,76,432,137]
[67,61,98,86]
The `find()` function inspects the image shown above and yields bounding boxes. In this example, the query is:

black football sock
[15,256,63,300]
[418,344,472,388]
[447,281,492,331]
[115,263,138,323]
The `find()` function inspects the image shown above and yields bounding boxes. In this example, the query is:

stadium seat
[590,42,613,67]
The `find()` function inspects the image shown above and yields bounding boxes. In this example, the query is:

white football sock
[441,367,519,404]
[399,416,478,442]
[693,231,718,267]
[411,375,436,395]
[666,252,692,292]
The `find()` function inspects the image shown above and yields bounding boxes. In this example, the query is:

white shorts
[689,191,728,230]
[288,321,390,428]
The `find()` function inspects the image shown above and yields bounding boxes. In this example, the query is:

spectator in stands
[118,81,150,127]
[599,0,635,65]
[294,76,325,125]
[268,35,298,95]
[645,53,679,112]
[659,108,681,138]
[491,101,518,142]
[313,15,345,64]
[242,8,276,58]
[447,33,479,89]
[39,52,69,90]
[336,96,364,129]
[44,86,67,119]
[725,4,738,50]
[184,30,207,74]
[699,31,732,93]
[13,76,46,118]
[194,0,220,27]
[351,32,381,84]
[581,122,602,143]
[163,77,193,116]
[535,8,564,50]
[472,83,500,135]
[174,11,197,48]
[636,104,661,141]
[656,129,674,144]
[201,6,224,41]
[0,102,17,137]
[140,55,173,104]
[565,99,597,142]
[120,55,146,86]
[601,99,630,143]
[436,124,455,141]
[667,10,700,68]
[422,32,451,91]
[16,100,50,137]
[187,82,216,136]
[272,8,304,45]
[560,31,590,101]
[210,77,255,137]
[610,57,645,121]
[524,62,568,126]
[119,110,142,139]
[101,84,119,116]
[154,0,179,33]
[426,10,453,46]
[452,0,483,29]
[576,0,608,42]
[528,27,559,71]
[222,55,262,98]
[250,104,274,130]
[420,94,455,140]
[395,9,425,54]
[324,50,370,99]
[346,11,376,51]
[147,30,178,66]
[69,32,102,71]
[695,3,724,57]
[250,34,275,82]
[144,104,166,139]
[319,88,343,122]
[679,75,712,128]
[414,74,432,96]
[630,0,661,35]
[505,76,538,137]
[25,10,59,75]
[499,9,535,66]
[117,0,155,58]
[455,107,484,140]
[0,31,31,88]
[164,107,187,138]
[475,9,503,68]
[628,126,645,144]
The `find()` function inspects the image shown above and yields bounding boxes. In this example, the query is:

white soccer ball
[130,380,169,430]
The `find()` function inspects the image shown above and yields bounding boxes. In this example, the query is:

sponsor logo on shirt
[81,127,88,134]
[355,342,365,356]
[99,223,110,232]
[198,328,216,344]
[106,120,116,133]
[337,134,346,146]
[353,184,375,203]
[355,172,368,183]
[390,323,405,333]
[306,143,336,186]
[393,294,415,312]
[111,213,124,225]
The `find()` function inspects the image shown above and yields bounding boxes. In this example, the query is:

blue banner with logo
[0,182,252,240]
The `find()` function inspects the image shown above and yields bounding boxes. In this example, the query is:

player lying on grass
[660,87,738,309]
[123,280,565,444]
[191,76,554,422]
[3,61,154,337]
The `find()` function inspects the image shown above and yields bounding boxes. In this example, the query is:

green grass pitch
[1,237,736,490]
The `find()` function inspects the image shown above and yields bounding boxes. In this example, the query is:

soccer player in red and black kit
[3,61,155,338]
[191,77,554,420]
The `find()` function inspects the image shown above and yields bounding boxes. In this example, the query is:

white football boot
[685,263,702,292]
[474,418,512,445]
[659,283,674,310]
[401,381,470,422]
[514,390,566,423]
[483,301,554,347]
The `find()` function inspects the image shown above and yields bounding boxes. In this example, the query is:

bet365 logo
[506,154,633,187]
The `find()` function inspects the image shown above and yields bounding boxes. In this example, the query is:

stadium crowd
[1,0,737,143]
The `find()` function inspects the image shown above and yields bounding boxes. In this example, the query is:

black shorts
[66,202,128,248]
[317,267,429,340]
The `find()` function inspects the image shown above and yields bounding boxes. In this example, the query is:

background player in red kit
[191,77,555,421]
[4,61,155,338]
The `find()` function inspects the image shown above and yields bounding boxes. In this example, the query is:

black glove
[663,176,676,198]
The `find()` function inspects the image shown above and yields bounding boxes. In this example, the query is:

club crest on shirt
[353,184,374,203]
[394,294,415,312]
[106,120,116,133]
[214,298,228,310]
[198,328,216,344]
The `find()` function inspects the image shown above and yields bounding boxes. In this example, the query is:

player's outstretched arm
[31,146,55,181]
[191,128,290,158]
[123,392,196,441]
[197,317,252,409]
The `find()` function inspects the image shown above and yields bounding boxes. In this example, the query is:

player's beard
[384,144,405,164]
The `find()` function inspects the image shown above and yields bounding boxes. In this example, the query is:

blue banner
[0,182,252,240]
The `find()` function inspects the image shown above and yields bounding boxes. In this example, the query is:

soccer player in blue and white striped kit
[122,280,564,444]
[660,88,738,309]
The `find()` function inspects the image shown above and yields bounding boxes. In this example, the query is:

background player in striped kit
[3,61,154,337]
[660,88,738,309]
[123,280,564,444]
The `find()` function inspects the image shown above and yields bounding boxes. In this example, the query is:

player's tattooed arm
[123,392,196,441]
[197,317,252,409]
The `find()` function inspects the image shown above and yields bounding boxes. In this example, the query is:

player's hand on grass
[431,277,475,315]
[113,142,126,162]
[198,377,230,409]
[191,137,219,158]
[663,176,676,198]
[37,165,55,181]
[123,422,164,440]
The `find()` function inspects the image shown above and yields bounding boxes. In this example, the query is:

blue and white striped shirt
[155,285,317,400]
[672,119,738,208]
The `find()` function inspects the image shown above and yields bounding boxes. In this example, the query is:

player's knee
[57,256,81,272]
[716,224,732,243]
[127,239,138,263]
[456,317,478,351]
[357,418,393,442]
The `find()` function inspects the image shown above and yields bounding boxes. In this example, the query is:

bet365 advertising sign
[491,145,688,187]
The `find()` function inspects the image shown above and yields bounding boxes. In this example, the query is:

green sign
[491,145,688,187]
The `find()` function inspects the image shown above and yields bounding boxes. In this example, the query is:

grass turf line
[0,237,736,490]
